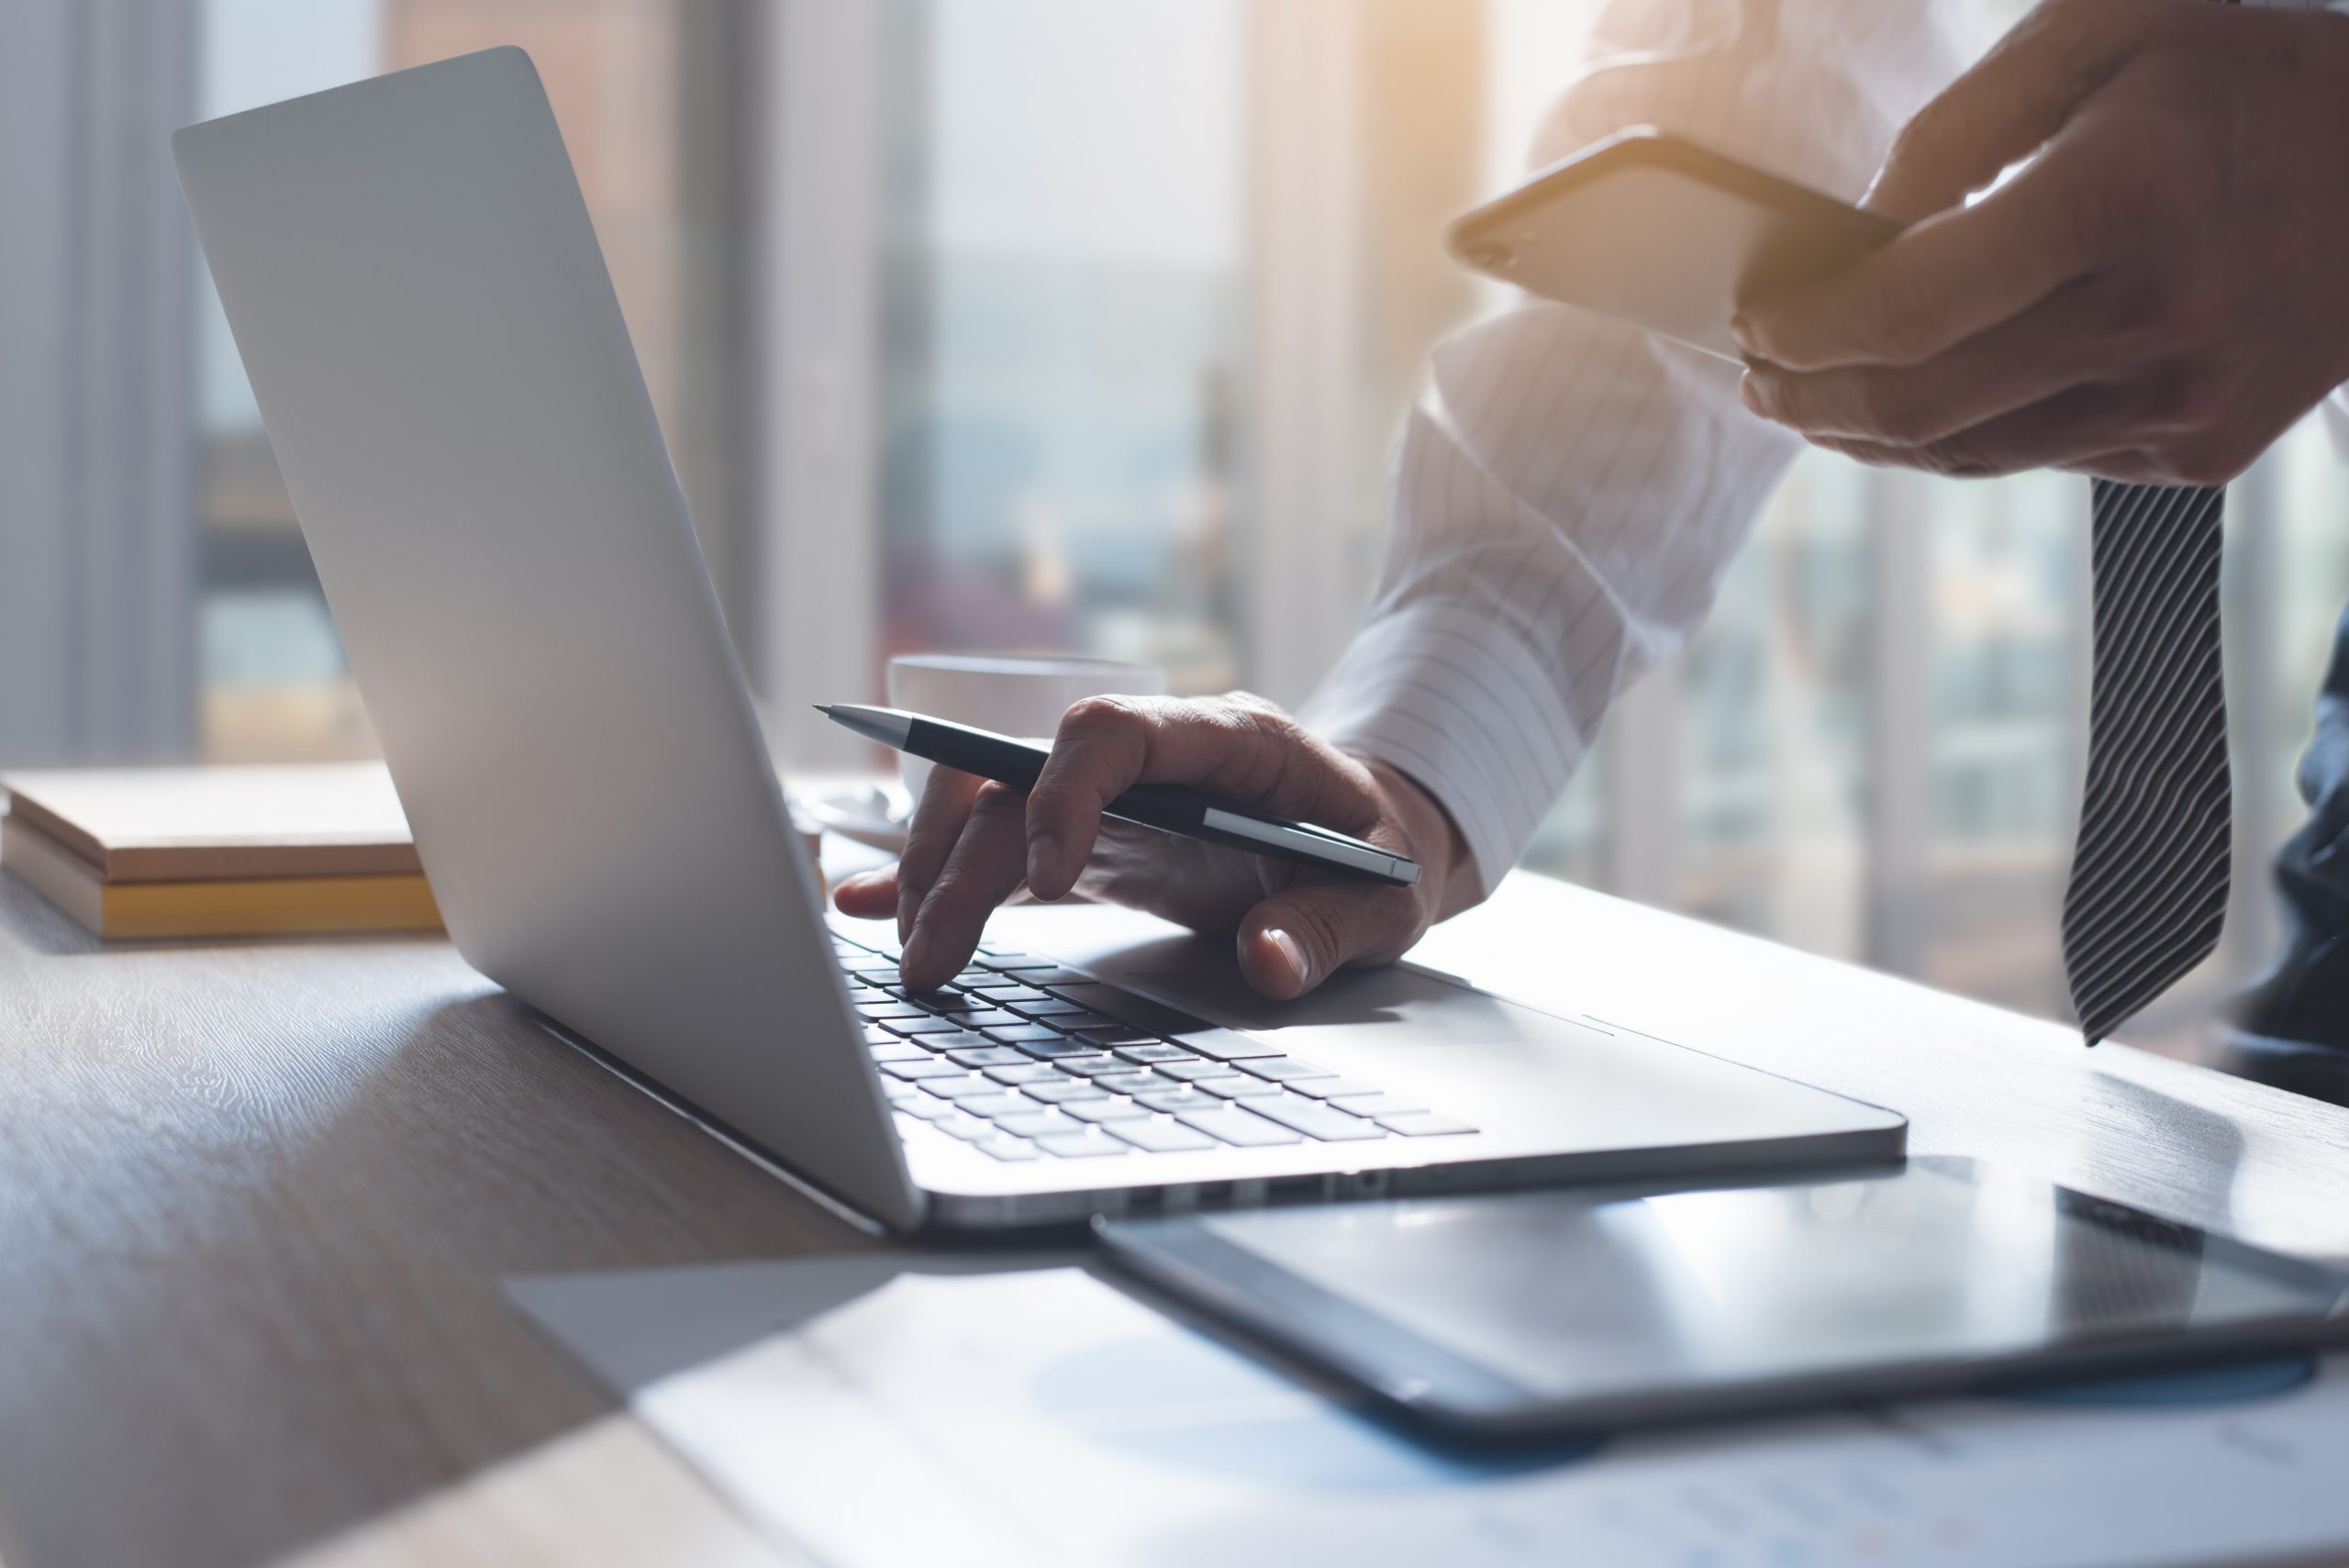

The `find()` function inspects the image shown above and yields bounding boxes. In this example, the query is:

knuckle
[967,781,1024,823]
[1230,699,1299,747]
[2032,0,2121,52]
[1219,689,1286,717]
[1917,439,1998,480]
[1056,694,1142,741]
[2155,435,2245,488]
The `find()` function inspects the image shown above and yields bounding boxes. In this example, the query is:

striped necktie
[2061,479,2231,1044]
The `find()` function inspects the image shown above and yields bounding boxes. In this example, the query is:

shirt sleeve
[1302,0,1971,900]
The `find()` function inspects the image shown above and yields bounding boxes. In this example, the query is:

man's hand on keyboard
[832,693,1473,999]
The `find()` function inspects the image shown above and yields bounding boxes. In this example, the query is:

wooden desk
[3,861,2346,1568]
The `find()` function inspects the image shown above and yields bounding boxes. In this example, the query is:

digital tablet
[1097,1159,2349,1438]
[1444,127,1899,361]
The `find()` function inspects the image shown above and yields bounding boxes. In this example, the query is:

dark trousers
[2237,600,2349,1049]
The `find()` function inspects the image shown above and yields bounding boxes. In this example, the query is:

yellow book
[1,815,440,940]
[0,762,420,881]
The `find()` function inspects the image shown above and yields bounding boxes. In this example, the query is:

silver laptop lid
[173,48,920,1230]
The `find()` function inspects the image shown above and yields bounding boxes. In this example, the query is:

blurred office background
[6,0,2346,1051]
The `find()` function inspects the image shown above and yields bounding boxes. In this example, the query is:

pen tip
[812,704,833,716]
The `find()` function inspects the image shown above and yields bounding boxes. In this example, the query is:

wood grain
[0,873,866,1568]
[2,857,2346,1568]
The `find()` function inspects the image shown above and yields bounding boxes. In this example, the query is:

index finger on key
[893,763,986,941]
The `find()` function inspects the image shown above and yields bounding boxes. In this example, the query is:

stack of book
[0,762,440,940]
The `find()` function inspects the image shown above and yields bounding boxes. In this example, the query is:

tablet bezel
[1097,1157,2349,1439]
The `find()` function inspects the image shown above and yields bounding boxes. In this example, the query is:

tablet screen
[1174,1161,2346,1407]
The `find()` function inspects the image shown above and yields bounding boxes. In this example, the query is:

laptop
[172,47,1904,1233]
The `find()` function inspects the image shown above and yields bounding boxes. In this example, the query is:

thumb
[1236,881,1423,1001]
[1865,0,2148,223]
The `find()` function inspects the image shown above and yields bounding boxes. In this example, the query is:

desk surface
[3,861,2346,1568]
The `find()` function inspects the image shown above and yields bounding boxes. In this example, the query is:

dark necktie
[2061,478,2231,1043]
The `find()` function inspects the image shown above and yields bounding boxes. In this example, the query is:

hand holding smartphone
[1444,127,1898,361]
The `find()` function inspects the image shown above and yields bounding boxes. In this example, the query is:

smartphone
[1445,127,1898,361]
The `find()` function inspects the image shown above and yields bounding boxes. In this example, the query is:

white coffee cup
[885,652,1168,806]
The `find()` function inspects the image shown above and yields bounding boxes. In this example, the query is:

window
[21,0,2346,1053]
[193,0,751,761]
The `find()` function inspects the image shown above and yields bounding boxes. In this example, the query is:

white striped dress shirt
[1302,0,2329,900]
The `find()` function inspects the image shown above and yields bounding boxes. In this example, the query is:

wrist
[1356,755,1480,920]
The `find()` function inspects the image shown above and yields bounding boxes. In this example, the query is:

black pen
[817,704,1420,886]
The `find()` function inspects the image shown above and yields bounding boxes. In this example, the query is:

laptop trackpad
[1071,937,1603,1051]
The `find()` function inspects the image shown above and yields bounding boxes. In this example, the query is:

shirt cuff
[1300,600,1592,904]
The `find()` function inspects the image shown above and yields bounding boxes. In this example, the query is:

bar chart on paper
[598,1266,2349,1568]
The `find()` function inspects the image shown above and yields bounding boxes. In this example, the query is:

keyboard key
[1288,1076,1378,1100]
[918,1077,1004,1101]
[1111,1042,1199,1064]
[1107,1119,1219,1153]
[1324,1093,1425,1118]
[862,1025,902,1047]
[1134,1087,1219,1113]
[974,944,1030,961]
[1071,1028,1161,1047]
[975,1136,1040,1162]
[1377,1112,1477,1137]
[1052,1056,1129,1078]
[1061,1096,1151,1123]
[918,991,989,1013]
[1021,1079,1109,1106]
[1093,1071,1163,1095]
[948,969,998,988]
[1044,1009,1121,1033]
[1008,965,1091,984]
[942,1092,1030,1119]
[1008,997,1090,1018]
[916,1029,996,1052]
[966,981,1048,1002]
[952,1009,1027,1031]
[943,1046,1031,1068]
[1174,1108,1304,1147]
[1173,1029,1283,1062]
[869,1041,928,1064]
[991,1110,1072,1138]
[1236,1056,1335,1084]
[857,1004,929,1022]
[935,1116,997,1142]
[1016,1039,1107,1062]
[843,960,901,977]
[1034,1131,1128,1159]
[884,1016,969,1036]
[1153,1059,1230,1083]
[1197,1074,1285,1098]
[1247,1098,1387,1142]
[981,1062,1062,1085]
[985,1025,1073,1046]
[881,1058,965,1081]
[893,1095,957,1121]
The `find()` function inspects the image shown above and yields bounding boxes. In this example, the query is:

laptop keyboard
[830,925,1476,1163]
